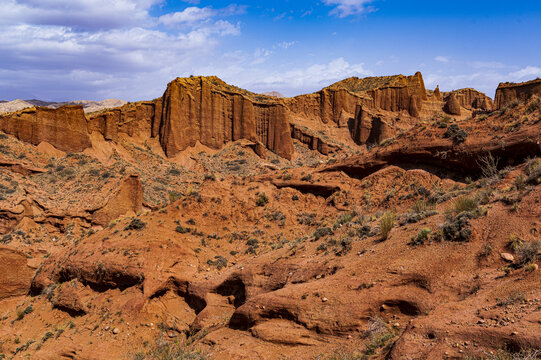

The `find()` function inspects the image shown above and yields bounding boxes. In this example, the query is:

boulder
[0,246,34,299]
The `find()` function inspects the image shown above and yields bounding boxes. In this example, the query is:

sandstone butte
[0,73,541,360]
[0,72,506,161]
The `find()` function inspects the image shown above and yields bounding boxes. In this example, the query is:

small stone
[321,297,328,302]
[477,319,485,324]
[500,253,514,262]
[168,331,177,338]
[393,322,400,328]
[511,331,518,336]
[112,328,120,335]
[105,326,110,331]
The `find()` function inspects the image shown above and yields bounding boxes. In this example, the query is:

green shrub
[444,123,468,143]
[175,225,190,234]
[410,228,431,246]
[255,192,269,207]
[441,213,472,242]
[207,256,227,270]
[313,227,333,240]
[125,218,146,231]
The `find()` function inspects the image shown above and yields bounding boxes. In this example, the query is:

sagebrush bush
[410,228,431,246]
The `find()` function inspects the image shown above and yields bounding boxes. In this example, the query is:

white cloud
[276,41,297,49]
[509,66,541,80]
[471,61,506,69]
[434,56,449,63]
[322,0,375,18]
[159,7,216,26]
[0,0,243,100]
[424,65,541,98]
[229,57,373,96]
[1,0,159,30]
[159,4,245,27]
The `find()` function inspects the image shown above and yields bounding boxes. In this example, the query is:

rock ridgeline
[0,106,92,152]
[495,78,541,109]
[449,88,494,111]
[3,74,536,159]
[285,71,428,125]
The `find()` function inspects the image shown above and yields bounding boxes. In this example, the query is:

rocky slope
[0,74,540,360]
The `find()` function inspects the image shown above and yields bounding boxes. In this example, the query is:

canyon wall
[285,72,428,125]
[0,106,91,152]
[448,88,494,111]
[495,79,541,109]
[155,77,294,159]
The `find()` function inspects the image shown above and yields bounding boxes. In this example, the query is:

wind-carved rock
[155,77,294,159]
[444,93,461,115]
[495,78,541,109]
[0,105,91,152]
[450,88,493,111]
[351,105,392,146]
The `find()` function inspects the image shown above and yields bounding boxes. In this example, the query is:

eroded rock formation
[0,106,91,152]
[449,88,493,111]
[285,72,428,125]
[0,247,34,299]
[495,78,541,109]
[350,105,393,145]
[443,93,461,115]
[155,77,294,159]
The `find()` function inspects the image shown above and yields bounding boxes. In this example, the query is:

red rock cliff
[285,72,428,124]
[154,77,294,160]
[495,78,541,109]
[0,105,91,152]
[446,88,493,111]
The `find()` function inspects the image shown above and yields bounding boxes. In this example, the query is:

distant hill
[260,91,285,98]
[0,98,127,115]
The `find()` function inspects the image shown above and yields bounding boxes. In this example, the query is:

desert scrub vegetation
[409,228,431,246]
[515,240,541,267]
[438,212,473,242]
[313,227,333,241]
[363,316,396,357]
[466,348,541,360]
[444,123,468,143]
[379,211,395,240]
[207,256,227,270]
[478,152,500,180]
[132,335,208,360]
[399,200,438,225]
[125,218,146,231]
[525,158,541,185]
[255,192,269,207]
[453,195,479,215]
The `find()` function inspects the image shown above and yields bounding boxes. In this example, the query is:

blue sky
[0,0,540,101]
